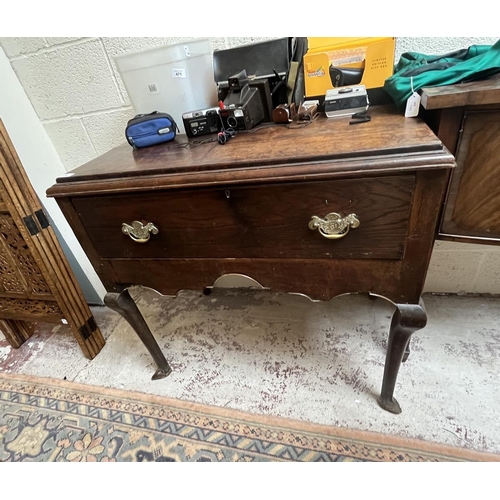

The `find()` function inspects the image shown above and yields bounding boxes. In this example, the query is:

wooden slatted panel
[0,120,104,358]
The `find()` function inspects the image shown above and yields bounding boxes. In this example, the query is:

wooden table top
[47,105,454,198]
[56,106,444,179]
[420,73,500,110]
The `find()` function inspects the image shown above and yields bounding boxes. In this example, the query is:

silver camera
[324,85,369,118]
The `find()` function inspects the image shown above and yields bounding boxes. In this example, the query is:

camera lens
[227,116,238,128]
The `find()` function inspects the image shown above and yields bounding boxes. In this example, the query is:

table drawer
[72,175,415,261]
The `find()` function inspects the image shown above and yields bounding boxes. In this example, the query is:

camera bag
[125,111,178,149]
[329,66,364,88]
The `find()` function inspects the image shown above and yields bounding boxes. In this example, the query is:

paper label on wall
[172,68,186,79]
[405,91,421,117]
[147,84,159,94]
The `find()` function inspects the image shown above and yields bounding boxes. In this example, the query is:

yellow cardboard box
[304,37,396,97]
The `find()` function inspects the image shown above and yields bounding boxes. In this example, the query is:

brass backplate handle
[308,212,360,240]
[122,221,159,243]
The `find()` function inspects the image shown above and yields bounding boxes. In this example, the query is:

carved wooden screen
[0,120,104,359]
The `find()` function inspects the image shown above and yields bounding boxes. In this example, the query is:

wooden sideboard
[420,74,500,245]
[47,105,455,414]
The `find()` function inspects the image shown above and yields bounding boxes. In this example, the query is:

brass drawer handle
[308,212,360,240]
[122,221,159,243]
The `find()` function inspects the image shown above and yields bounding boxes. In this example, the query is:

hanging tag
[405,92,421,117]
[405,76,421,118]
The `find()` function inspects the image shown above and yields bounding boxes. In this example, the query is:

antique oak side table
[47,106,455,414]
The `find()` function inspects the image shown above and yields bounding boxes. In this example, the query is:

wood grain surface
[109,258,405,303]
[0,120,105,358]
[73,176,414,261]
[51,106,443,185]
[420,74,500,110]
[443,110,500,237]
[48,104,455,306]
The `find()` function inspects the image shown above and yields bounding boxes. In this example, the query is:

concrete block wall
[0,37,274,171]
[1,36,499,295]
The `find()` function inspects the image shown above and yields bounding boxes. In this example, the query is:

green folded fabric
[384,40,500,109]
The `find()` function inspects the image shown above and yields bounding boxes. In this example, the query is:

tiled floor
[1,289,499,454]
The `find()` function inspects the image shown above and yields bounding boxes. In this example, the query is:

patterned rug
[0,372,498,462]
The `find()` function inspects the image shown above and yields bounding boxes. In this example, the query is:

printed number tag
[172,68,186,79]
[405,91,421,117]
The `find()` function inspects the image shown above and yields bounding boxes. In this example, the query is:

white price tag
[172,68,186,79]
[405,91,421,117]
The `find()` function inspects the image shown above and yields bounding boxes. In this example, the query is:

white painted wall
[0,36,499,295]
[0,46,107,301]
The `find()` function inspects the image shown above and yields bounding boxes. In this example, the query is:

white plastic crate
[115,39,218,135]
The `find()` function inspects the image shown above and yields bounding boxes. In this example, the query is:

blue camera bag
[125,111,178,149]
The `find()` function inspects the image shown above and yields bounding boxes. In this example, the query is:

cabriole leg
[378,300,427,414]
[104,289,172,380]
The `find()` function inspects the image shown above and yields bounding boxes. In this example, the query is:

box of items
[303,37,396,99]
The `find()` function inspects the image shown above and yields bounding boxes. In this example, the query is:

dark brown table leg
[378,300,427,414]
[104,289,172,380]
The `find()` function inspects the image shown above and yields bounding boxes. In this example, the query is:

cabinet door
[440,109,500,242]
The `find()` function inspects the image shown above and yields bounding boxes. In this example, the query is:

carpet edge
[1,371,498,462]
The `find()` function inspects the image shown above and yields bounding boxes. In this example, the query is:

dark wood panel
[441,110,500,239]
[109,258,405,303]
[47,152,454,199]
[399,169,451,303]
[51,106,443,185]
[420,106,464,155]
[421,74,500,110]
[73,176,415,261]
[55,198,120,292]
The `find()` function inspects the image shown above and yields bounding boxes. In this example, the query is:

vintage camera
[219,70,266,131]
[218,79,273,123]
[324,85,370,118]
[182,107,222,138]
[272,103,296,124]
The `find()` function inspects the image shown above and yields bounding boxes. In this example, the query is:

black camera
[182,107,222,138]
[219,70,266,131]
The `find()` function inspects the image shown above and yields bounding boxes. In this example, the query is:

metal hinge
[78,317,98,340]
[35,209,50,229]
[22,209,50,236]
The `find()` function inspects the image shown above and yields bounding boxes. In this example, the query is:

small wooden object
[0,120,104,359]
